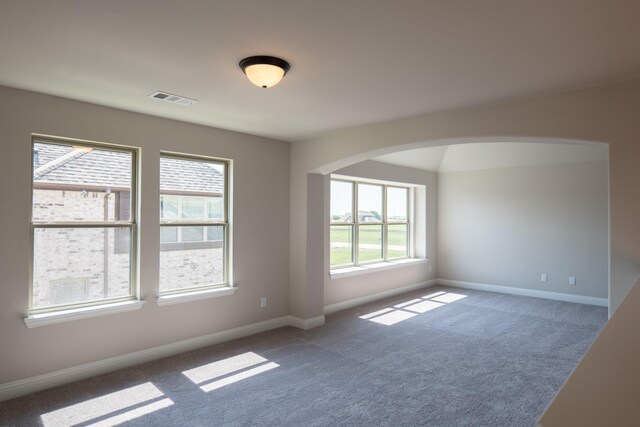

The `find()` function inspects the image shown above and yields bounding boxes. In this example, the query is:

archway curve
[308,134,610,317]
[311,136,608,175]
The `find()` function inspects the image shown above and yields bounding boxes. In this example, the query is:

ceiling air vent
[149,91,197,106]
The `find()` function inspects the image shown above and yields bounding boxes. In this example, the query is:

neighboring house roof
[33,142,224,194]
[160,157,224,195]
[34,145,132,189]
[339,210,381,222]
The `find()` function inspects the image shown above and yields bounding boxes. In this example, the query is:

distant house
[338,210,382,223]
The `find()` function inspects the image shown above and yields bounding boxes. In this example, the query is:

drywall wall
[438,160,608,298]
[290,78,640,320]
[324,160,437,307]
[538,279,640,426]
[0,86,290,386]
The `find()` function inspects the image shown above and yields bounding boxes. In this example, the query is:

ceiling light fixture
[239,56,290,88]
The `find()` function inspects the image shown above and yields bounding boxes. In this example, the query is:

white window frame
[160,195,224,244]
[29,135,138,315]
[330,177,412,269]
[159,152,231,295]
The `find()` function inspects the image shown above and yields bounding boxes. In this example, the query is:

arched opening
[308,137,610,317]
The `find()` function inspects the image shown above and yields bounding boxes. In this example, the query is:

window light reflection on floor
[359,291,467,326]
[40,382,174,427]
[430,292,468,304]
[182,351,279,392]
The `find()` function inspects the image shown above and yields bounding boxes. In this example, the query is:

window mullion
[160,220,225,226]
[383,184,388,261]
[353,181,358,266]
[223,223,228,283]
[409,187,413,258]
[130,149,137,301]
[32,222,133,228]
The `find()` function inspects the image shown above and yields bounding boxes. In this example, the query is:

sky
[330,180,407,221]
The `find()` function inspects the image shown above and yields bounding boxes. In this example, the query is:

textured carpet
[0,286,607,427]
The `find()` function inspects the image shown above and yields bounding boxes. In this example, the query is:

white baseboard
[287,315,325,330]
[0,315,301,402]
[438,279,608,307]
[324,279,437,315]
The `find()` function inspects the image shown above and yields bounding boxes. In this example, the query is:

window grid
[160,195,222,243]
[385,185,410,261]
[159,153,230,295]
[29,136,138,314]
[330,179,411,269]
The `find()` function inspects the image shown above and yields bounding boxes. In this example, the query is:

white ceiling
[1,1,640,142]
[374,142,608,173]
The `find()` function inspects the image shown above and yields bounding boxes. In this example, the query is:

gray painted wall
[289,79,640,320]
[0,81,624,395]
[438,161,608,298]
[325,161,437,306]
[0,86,290,385]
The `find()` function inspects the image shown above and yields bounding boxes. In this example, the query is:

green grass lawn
[330,225,408,266]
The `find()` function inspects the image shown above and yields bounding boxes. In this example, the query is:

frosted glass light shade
[239,56,290,89]
[244,64,286,88]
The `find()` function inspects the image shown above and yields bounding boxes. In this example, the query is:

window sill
[24,300,145,328]
[157,286,237,306]
[330,258,428,279]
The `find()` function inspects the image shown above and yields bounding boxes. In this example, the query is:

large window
[30,138,136,313]
[330,178,411,268]
[159,154,229,294]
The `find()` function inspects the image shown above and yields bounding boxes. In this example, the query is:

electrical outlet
[428,265,432,273]
[260,296,267,308]
[541,273,548,283]
[569,276,576,285]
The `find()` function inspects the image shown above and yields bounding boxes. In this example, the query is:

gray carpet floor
[0,286,607,427]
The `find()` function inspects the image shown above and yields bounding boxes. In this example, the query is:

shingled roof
[160,156,224,195]
[33,142,224,194]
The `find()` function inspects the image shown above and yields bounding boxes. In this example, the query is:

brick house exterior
[32,142,224,309]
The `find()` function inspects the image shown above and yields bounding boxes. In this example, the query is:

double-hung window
[330,178,411,268]
[159,153,229,294]
[30,137,137,313]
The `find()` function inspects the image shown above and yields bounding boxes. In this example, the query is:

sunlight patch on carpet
[182,352,279,392]
[359,291,467,325]
[40,382,173,427]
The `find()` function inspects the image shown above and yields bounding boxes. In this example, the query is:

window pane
[160,156,225,222]
[358,224,383,263]
[208,197,224,221]
[357,184,383,223]
[181,197,204,219]
[388,224,409,259]
[330,225,353,266]
[32,142,133,222]
[160,226,178,243]
[207,225,224,241]
[331,180,353,222]
[160,226,225,292]
[160,195,178,220]
[32,227,132,310]
[182,226,204,242]
[387,187,408,222]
